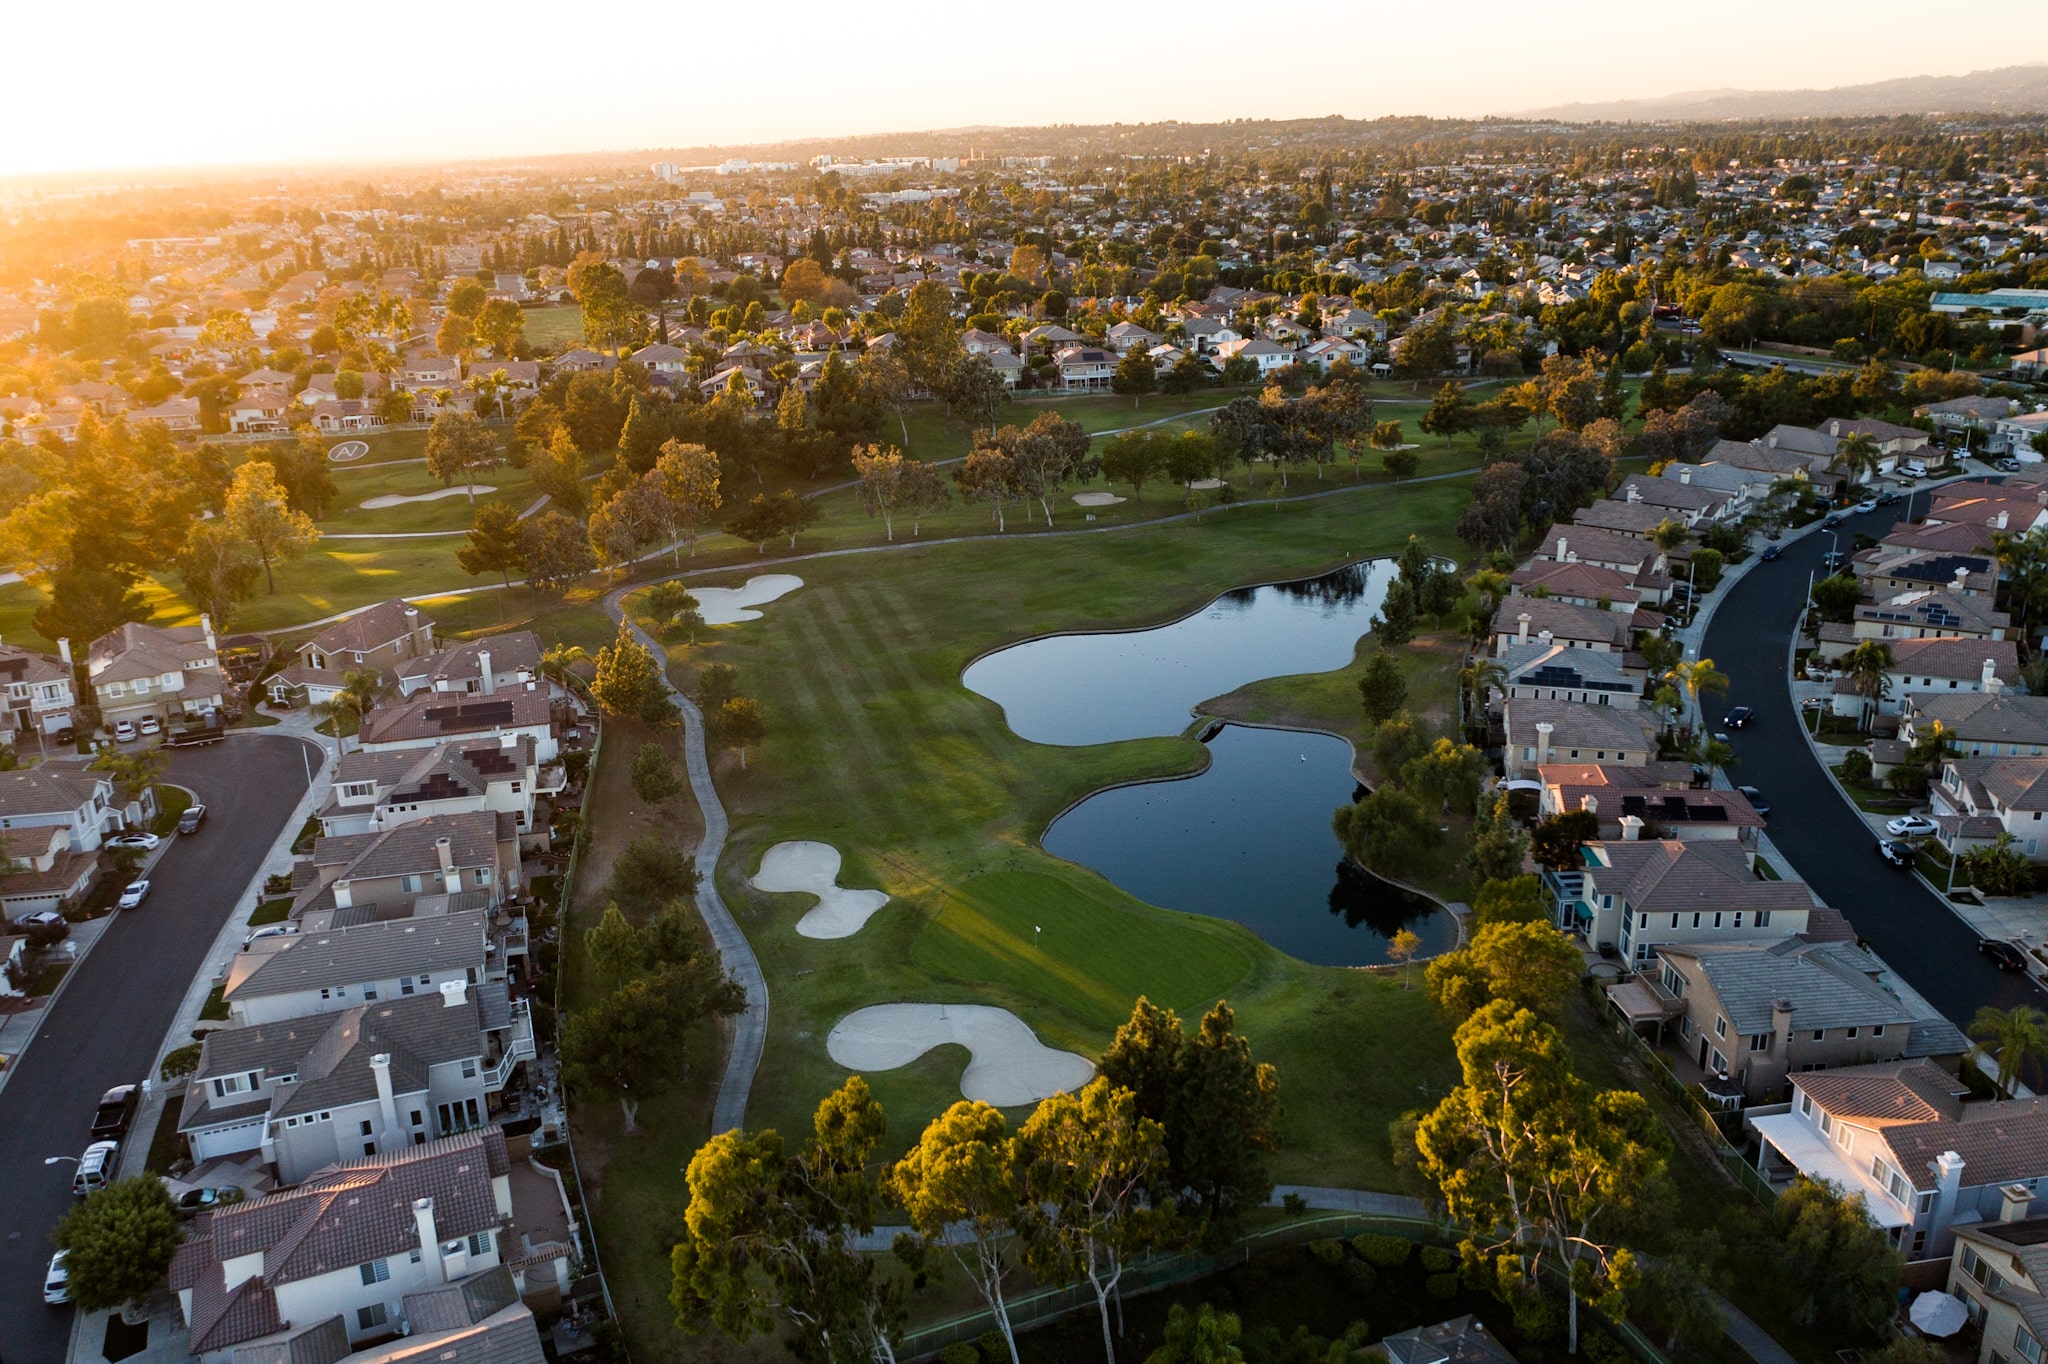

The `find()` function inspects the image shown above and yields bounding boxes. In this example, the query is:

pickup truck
[166,724,224,748]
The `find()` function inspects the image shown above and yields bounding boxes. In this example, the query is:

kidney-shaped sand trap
[694,574,803,625]
[827,1004,1095,1107]
[360,485,496,509]
[751,841,889,939]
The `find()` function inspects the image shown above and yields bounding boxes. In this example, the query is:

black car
[90,1084,139,1141]
[1737,785,1771,817]
[1723,706,1755,729]
[1876,491,1902,506]
[1821,550,1847,571]
[1877,839,1917,869]
[1822,512,1847,529]
[1759,543,1782,561]
[1981,939,2030,973]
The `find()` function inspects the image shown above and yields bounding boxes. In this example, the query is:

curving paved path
[600,589,767,1134]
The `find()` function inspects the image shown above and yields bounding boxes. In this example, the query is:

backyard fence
[1601,1002,1779,1207]
[895,1212,1675,1364]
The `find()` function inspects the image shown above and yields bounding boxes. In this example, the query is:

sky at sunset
[4,0,2043,177]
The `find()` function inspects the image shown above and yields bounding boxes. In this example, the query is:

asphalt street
[0,734,315,1364]
[1700,500,2042,1030]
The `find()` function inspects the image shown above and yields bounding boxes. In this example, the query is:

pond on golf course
[1044,724,1454,967]
[964,558,1398,747]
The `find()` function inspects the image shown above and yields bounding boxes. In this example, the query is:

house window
[1757,911,1771,928]
[1680,1016,1695,1040]
[359,1119,373,1136]
[1733,912,1744,928]
[1750,1033,1770,1052]
[468,1230,492,1256]
[475,867,491,886]
[1812,1029,1825,1042]
[1819,1111,1835,1137]
[1714,1015,1727,1039]
[364,984,378,1000]
[359,1258,390,1285]
[409,1109,424,1127]
[400,978,415,995]
[461,1059,478,1079]
[1873,1024,1884,1037]
[358,1303,388,1331]
[2019,1326,2044,1364]
[1692,913,1702,929]
[401,874,423,893]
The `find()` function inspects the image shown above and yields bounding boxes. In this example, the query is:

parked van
[73,1140,118,1196]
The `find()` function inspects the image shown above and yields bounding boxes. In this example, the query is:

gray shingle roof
[358,691,550,748]
[228,1314,350,1364]
[229,910,488,1003]
[1583,839,1816,918]
[1660,939,1924,1036]
[0,768,104,819]
[304,599,432,659]
[402,1264,519,1333]
[1907,693,2048,747]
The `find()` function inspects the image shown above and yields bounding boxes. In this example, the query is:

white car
[43,1250,69,1305]
[1853,498,1878,514]
[137,715,162,736]
[117,879,150,910]
[112,720,137,742]
[1886,815,1939,838]
[106,832,160,851]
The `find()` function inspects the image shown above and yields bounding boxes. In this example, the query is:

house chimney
[1518,612,1531,644]
[1932,1150,1966,1238]
[1997,511,2011,530]
[435,835,455,883]
[1579,794,1599,814]
[478,648,494,696]
[1555,536,1568,562]
[1956,566,1972,592]
[1984,658,1999,689]
[439,978,467,1008]
[370,1053,398,1146]
[57,637,71,666]
[333,878,353,909]
[1679,466,1693,485]
[1829,420,1843,437]
[1772,998,1794,1048]
[1535,721,1554,768]
[413,1197,445,1285]
[1626,485,1641,503]
[200,613,214,650]
[1538,629,1553,646]
[1618,814,1643,841]
[2002,1182,2035,1223]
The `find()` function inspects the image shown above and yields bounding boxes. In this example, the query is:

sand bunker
[360,486,496,509]
[751,841,889,939]
[827,1004,1094,1106]
[327,440,370,463]
[1187,478,1227,490]
[1072,491,1126,507]
[695,574,803,625]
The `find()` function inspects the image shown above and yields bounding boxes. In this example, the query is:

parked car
[106,831,160,851]
[1877,839,1917,868]
[1822,512,1847,529]
[137,715,161,736]
[116,880,150,910]
[90,1084,138,1140]
[1853,498,1878,514]
[1997,457,2023,473]
[243,923,298,950]
[1877,491,1903,506]
[173,1186,244,1216]
[1760,544,1781,561]
[73,1140,118,1196]
[17,909,68,946]
[54,724,75,744]
[177,804,206,834]
[1737,785,1771,817]
[1981,939,2030,973]
[1901,460,1930,479]
[111,720,137,742]
[43,1250,69,1305]
[1886,815,1939,838]
[1723,706,1756,729]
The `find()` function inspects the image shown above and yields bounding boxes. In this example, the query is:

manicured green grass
[29,962,69,995]
[654,479,1471,1183]
[199,985,228,1021]
[1201,629,1466,748]
[152,784,193,836]
[248,899,291,927]
[143,1100,185,1176]
[524,305,584,351]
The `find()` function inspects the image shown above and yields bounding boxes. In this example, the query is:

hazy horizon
[7,0,2045,178]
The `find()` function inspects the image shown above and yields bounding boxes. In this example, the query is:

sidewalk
[68,725,337,1364]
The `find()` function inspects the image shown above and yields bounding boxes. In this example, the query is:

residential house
[0,641,75,743]
[629,343,691,379]
[1995,410,2048,461]
[268,600,437,708]
[393,352,462,393]
[1918,396,2020,446]
[1052,345,1117,392]
[217,1266,548,1364]
[357,692,556,762]
[86,618,226,730]
[1178,315,1242,355]
[1490,598,1633,655]
[221,909,498,1026]
[1104,322,1161,354]
[1753,1059,2048,1259]
[1553,837,1822,964]
[288,811,521,922]
[1857,548,1998,600]
[1611,471,1735,526]
[1537,762,1764,847]
[0,821,100,917]
[548,348,615,375]
[1533,527,1665,580]
[1020,324,1085,356]
[1209,336,1295,378]
[1848,640,2020,719]
[132,396,201,433]
[1378,1316,1516,1364]
[1508,560,1658,616]
[1901,692,2048,759]
[318,737,554,841]
[176,983,534,1181]
[228,387,291,435]
[391,631,541,698]
[1946,1211,2048,1364]
[960,328,1015,358]
[170,1130,569,1356]
[1821,416,1929,460]
[1613,938,1963,1103]
[1501,698,1661,778]
[1495,640,1642,708]
[981,349,1025,388]
[1300,336,1373,372]
[1703,437,1824,481]
[1930,755,2048,861]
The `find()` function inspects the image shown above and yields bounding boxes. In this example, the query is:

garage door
[192,1120,265,1161]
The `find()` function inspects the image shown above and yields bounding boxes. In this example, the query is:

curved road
[1701,506,2040,1027]
[0,734,318,1364]
[599,592,767,1135]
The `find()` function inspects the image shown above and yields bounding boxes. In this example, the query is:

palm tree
[539,644,590,693]
[1969,1004,2048,1096]
[467,370,510,424]
[1648,517,1690,554]
[1991,529,2048,636]
[1457,659,1507,736]
[1840,639,1894,732]
[313,668,391,748]
[1828,433,1881,492]
[1664,657,1730,740]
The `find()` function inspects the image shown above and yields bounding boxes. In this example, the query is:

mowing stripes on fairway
[780,597,914,832]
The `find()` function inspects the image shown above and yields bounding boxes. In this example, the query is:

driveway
[0,735,316,1364]
[1699,502,2041,1029]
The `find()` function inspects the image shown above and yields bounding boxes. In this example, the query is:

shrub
[1283,1192,1309,1215]
[938,1346,977,1364]
[1341,1259,1378,1294]
[1841,750,1874,785]
[1580,1333,1632,1364]
[160,1042,202,1081]
[1420,1245,1457,1272]
[1309,1237,1346,1266]
[1353,1233,1413,1268]
[976,1330,1008,1362]
[1425,1272,1460,1300]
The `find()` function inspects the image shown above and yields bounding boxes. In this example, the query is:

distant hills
[1515,65,2048,123]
